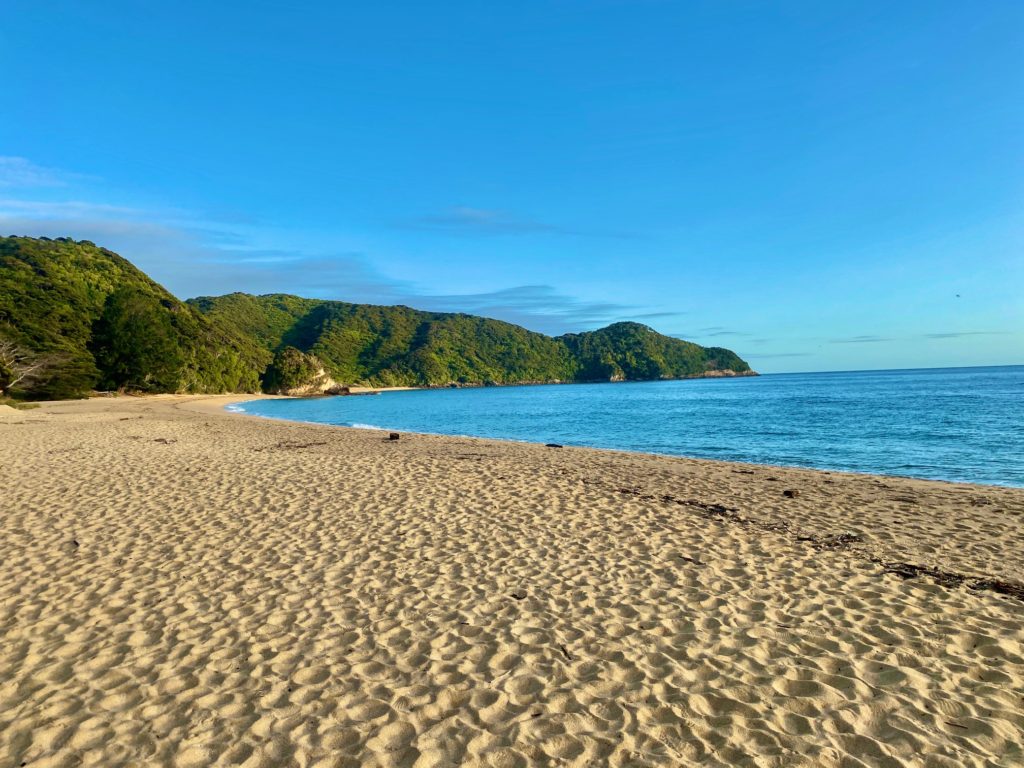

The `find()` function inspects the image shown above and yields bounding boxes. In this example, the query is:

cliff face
[698,369,758,378]
[1,236,755,398]
[273,377,344,397]
[260,347,347,396]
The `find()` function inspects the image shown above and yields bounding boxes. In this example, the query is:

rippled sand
[2,395,1022,767]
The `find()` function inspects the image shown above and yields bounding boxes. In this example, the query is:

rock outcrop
[262,347,345,396]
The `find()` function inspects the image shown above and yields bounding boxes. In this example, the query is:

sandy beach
[1,395,1022,768]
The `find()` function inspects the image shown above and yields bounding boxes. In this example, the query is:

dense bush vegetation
[189,294,577,386]
[191,296,752,388]
[90,288,185,392]
[0,236,264,397]
[1,235,753,398]
[561,322,751,381]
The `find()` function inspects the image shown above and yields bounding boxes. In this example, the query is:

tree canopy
[192,295,754,388]
[0,236,264,397]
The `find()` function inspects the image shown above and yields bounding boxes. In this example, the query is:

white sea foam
[348,423,387,430]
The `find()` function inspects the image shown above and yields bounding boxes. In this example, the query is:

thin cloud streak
[0,168,731,339]
[745,352,814,359]
[696,325,753,337]
[924,331,1010,340]
[413,285,635,334]
[400,207,559,235]
[0,199,143,218]
[0,157,90,188]
[0,202,642,335]
[14,189,1012,358]
[397,206,635,239]
[669,326,756,341]
[829,335,893,344]
[626,311,687,320]
[0,205,411,305]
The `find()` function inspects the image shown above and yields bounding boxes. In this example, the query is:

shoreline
[3,394,1022,766]
[216,396,1024,598]
[224,392,1024,492]
[276,369,760,398]
[13,393,1024,584]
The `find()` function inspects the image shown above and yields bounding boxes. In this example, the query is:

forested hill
[0,236,266,398]
[187,292,576,387]
[0,236,754,398]
[189,293,753,388]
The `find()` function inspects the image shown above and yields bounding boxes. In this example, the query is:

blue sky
[1,1,1021,372]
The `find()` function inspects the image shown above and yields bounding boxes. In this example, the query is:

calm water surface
[231,366,1024,487]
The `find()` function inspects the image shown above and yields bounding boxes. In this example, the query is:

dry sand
[1,395,1022,768]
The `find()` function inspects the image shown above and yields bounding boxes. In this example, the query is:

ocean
[231,365,1024,488]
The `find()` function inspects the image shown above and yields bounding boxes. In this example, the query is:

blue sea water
[231,366,1024,488]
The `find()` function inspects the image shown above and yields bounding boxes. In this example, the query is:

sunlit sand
[2,396,1022,767]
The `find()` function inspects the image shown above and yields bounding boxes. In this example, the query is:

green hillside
[188,292,577,387]
[561,322,751,381]
[190,295,754,387]
[0,236,265,397]
[0,236,754,398]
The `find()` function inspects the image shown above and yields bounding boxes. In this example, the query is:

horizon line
[762,363,1024,376]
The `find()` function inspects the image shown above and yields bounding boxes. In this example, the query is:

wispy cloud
[923,331,1010,340]
[397,206,633,239]
[697,326,753,338]
[413,285,634,334]
[745,352,814,358]
[192,250,413,303]
[667,326,755,340]
[0,157,89,188]
[823,331,1012,345]
[0,198,143,219]
[0,194,398,299]
[829,335,893,344]
[400,207,555,235]
[0,161,667,336]
[627,311,687,320]
[0,192,641,334]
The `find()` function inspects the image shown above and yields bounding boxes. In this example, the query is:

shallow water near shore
[233,365,1024,487]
